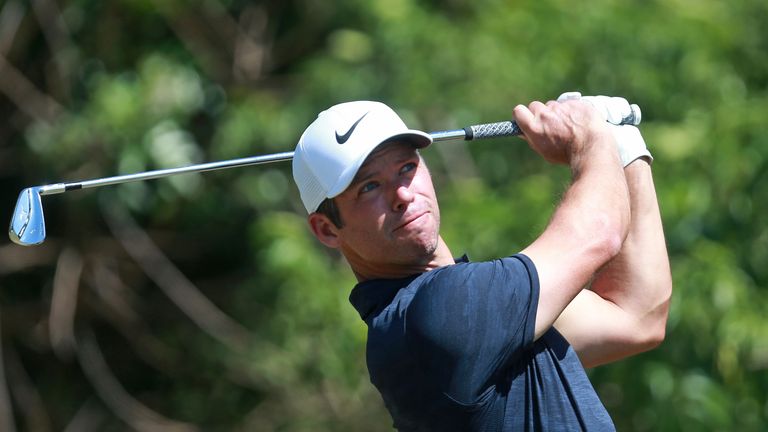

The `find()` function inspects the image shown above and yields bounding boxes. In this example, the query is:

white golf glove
[609,124,653,167]
[557,91,653,166]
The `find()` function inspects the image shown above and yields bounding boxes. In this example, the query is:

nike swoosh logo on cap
[335,112,369,144]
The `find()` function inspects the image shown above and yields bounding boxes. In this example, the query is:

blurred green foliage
[0,0,766,430]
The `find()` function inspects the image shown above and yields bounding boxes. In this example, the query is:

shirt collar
[349,275,416,322]
[348,255,469,322]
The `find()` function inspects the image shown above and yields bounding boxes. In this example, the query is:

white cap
[292,101,432,213]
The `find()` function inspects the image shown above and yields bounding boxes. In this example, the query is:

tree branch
[0,243,59,275]
[83,259,178,374]
[3,344,51,432]
[99,198,253,353]
[0,53,64,123]
[31,0,77,100]
[0,307,18,432]
[76,328,197,432]
[62,398,106,432]
[0,0,25,56]
[49,247,83,360]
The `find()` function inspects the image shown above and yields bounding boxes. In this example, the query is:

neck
[347,237,454,282]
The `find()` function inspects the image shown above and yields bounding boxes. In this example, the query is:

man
[291,96,671,431]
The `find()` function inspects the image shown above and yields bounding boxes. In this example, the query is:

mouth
[393,211,428,232]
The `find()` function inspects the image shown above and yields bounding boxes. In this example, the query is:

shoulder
[400,255,544,402]
[405,254,540,352]
[420,254,537,286]
[411,254,538,301]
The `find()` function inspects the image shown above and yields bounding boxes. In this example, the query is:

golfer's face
[334,141,441,266]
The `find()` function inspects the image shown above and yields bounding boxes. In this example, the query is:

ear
[307,212,341,248]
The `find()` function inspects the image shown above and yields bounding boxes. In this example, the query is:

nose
[391,182,415,213]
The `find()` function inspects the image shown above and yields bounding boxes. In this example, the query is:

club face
[9,187,46,246]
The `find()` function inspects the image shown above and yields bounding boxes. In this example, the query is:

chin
[406,236,440,262]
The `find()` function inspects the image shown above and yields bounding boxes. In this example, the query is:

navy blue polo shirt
[349,254,615,431]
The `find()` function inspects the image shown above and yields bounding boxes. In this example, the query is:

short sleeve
[405,254,540,403]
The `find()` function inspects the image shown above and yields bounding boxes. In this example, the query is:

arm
[554,158,672,367]
[513,100,631,340]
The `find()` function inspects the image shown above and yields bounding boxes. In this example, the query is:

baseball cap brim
[326,130,432,199]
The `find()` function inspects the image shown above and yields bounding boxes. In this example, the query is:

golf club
[9,106,641,246]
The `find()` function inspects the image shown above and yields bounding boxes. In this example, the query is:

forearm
[590,160,672,345]
[542,144,630,265]
[513,99,633,340]
[525,129,631,338]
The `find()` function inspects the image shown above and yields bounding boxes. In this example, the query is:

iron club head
[9,187,46,246]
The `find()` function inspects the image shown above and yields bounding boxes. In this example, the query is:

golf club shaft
[34,107,642,196]
[38,151,296,196]
[36,124,491,196]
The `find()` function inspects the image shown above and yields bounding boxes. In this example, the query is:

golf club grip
[463,121,522,140]
[464,104,642,140]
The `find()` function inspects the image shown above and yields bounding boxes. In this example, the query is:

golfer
[291,95,671,431]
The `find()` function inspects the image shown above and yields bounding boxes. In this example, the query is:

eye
[359,181,379,194]
[400,162,417,174]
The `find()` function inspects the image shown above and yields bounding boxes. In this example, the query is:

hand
[513,99,613,166]
[558,92,653,166]
[610,124,653,167]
